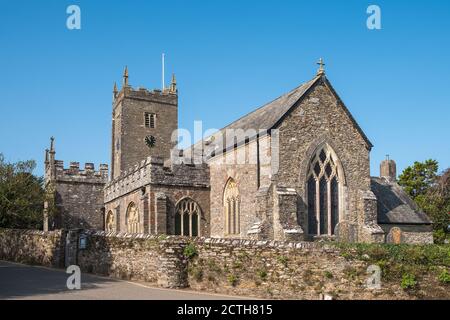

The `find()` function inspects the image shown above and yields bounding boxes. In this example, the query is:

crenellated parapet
[112,67,178,111]
[44,137,108,186]
[104,156,209,203]
[114,86,178,107]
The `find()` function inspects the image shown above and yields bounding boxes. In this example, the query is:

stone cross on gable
[317,58,325,75]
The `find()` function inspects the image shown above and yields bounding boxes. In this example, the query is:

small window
[144,113,156,128]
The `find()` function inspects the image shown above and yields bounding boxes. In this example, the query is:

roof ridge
[184,74,321,153]
[220,75,319,131]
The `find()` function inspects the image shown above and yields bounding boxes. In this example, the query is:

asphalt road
[0,260,244,300]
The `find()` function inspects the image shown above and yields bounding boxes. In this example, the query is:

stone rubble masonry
[104,156,209,203]
[357,190,385,243]
[104,156,210,235]
[380,159,397,181]
[208,135,272,239]
[186,238,418,300]
[41,74,433,244]
[45,160,109,231]
[76,231,188,288]
[382,224,434,244]
[0,228,445,299]
[111,86,178,180]
[0,228,188,288]
[275,78,373,241]
[208,77,382,242]
[0,229,65,268]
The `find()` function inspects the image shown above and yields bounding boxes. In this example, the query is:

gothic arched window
[126,202,140,233]
[175,198,201,237]
[106,210,115,232]
[224,178,240,235]
[307,145,341,236]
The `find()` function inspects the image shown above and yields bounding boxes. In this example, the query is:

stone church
[43,61,433,244]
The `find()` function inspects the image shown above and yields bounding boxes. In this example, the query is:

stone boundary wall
[0,229,65,268]
[76,233,333,292]
[1,229,446,299]
[76,231,187,288]
[188,238,370,299]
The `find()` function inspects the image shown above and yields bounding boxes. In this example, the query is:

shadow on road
[0,261,118,299]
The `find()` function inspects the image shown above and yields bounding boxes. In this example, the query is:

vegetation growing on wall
[183,242,198,260]
[336,242,450,296]
[186,240,450,299]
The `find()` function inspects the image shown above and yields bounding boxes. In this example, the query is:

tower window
[144,113,156,128]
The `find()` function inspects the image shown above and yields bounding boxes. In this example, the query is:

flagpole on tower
[162,53,165,91]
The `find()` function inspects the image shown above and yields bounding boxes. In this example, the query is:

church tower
[111,67,178,179]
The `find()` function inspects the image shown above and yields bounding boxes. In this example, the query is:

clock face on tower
[144,135,156,148]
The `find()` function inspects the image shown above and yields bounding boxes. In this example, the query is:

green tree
[421,168,450,241]
[398,160,450,243]
[0,154,44,229]
[398,159,438,200]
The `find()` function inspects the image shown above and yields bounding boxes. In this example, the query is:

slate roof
[185,73,373,158]
[220,77,318,133]
[371,177,432,225]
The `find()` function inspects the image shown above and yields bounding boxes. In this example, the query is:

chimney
[380,155,397,181]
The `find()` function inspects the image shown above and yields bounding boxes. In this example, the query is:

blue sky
[0,0,449,177]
